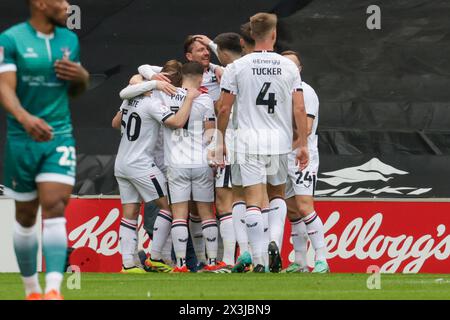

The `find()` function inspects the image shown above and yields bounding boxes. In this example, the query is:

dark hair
[239,22,255,46]
[281,50,303,68]
[214,32,242,55]
[161,59,183,87]
[181,61,204,77]
[183,35,198,54]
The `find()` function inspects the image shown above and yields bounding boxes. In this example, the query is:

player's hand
[19,113,53,142]
[295,146,309,171]
[186,88,201,100]
[193,35,212,47]
[215,67,223,83]
[151,72,172,83]
[207,149,218,168]
[54,59,89,83]
[213,143,226,168]
[156,81,177,96]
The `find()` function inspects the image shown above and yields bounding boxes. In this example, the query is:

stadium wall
[1,197,448,273]
[0,198,42,273]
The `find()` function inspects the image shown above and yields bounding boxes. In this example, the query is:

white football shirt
[202,66,221,102]
[114,96,175,178]
[152,88,216,168]
[221,51,302,155]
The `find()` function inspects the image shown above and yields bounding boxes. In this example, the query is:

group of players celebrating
[0,0,329,301]
[114,12,329,275]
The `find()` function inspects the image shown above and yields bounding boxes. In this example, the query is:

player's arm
[0,72,53,141]
[138,64,172,82]
[0,33,54,141]
[216,91,234,158]
[307,116,313,136]
[112,100,127,130]
[163,88,200,129]
[54,60,89,98]
[112,111,122,130]
[119,80,176,100]
[203,97,217,145]
[204,120,216,146]
[292,90,309,170]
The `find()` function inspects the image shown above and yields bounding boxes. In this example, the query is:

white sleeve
[292,71,303,92]
[209,63,220,72]
[138,64,163,80]
[208,41,219,58]
[146,99,176,123]
[119,80,158,100]
[220,63,237,94]
[304,87,319,118]
[118,100,128,111]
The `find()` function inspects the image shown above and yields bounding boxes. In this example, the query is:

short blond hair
[250,13,277,41]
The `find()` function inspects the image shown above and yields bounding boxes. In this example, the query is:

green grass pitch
[0,273,449,300]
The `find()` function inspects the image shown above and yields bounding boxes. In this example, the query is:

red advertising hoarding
[65,199,450,273]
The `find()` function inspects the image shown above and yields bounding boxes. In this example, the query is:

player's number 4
[257,82,277,114]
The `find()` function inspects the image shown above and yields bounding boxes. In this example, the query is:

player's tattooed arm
[203,119,216,146]
[54,59,89,98]
[215,91,235,165]
[292,90,309,170]
[163,88,200,128]
[0,71,53,141]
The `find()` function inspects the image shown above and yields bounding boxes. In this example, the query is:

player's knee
[15,201,39,227]
[287,210,300,222]
[41,198,67,219]
[15,211,38,228]
[298,204,314,217]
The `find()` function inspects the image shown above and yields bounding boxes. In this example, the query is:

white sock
[23,274,42,296]
[303,211,327,262]
[269,197,287,249]
[162,233,174,265]
[119,218,138,268]
[219,213,236,265]
[232,201,249,254]
[245,206,264,266]
[291,218,308,268]
[13,222,41,294]
[202,219,218,265]
[150,209,172,261]
[42,217,67,294]
[45,272,63,294]
[261,207,271,267]
[189,214,206,264]
[171,219,188,267]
